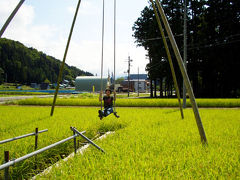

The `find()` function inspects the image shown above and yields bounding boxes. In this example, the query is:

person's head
[105,89,112,96]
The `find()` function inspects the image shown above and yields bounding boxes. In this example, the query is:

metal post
[34,128,38,170]
[0,0,25,38]
[70,127,105,153]
[127,56,133,97]
[35,128,38,150]
[138,67,140,97]
[4,151,9,180]
[0,131,86,171]
[73,131,77,154]
[150,0,184,119]
[128,56,130,97]
[50,0,82,116]
[183,0,187,108]
[155,0,207,144]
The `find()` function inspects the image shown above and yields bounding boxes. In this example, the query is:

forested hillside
[0,38,93,84]
[133,0,240,98]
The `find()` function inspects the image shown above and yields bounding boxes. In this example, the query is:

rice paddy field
[7,97,240,107]
[0,105,239,179]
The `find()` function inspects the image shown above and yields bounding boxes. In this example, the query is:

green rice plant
[36,108,240,179]
[0,106,125,179]
[1,106,239,179]
[13,97,240,107]
[0,91,49,95]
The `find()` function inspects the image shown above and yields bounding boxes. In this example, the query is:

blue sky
[0,0,150,77]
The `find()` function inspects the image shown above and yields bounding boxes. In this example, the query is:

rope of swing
[113,0,117,112]
[100,0,105,111]
[100,0,117,112]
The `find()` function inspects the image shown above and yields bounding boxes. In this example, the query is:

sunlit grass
[37,108,240,179]
[0,106,124,179]
[12,97,240,107]
[0,106,239,179]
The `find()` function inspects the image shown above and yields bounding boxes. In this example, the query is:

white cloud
[0,0,148,77]
[0,0,34,27]
[67,1,99,16]
[67,6,75,15]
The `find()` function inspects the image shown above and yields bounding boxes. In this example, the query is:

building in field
[75,76,108,92]
[118,74,148,92]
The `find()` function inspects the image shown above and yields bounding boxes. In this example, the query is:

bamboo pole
[0,0,25,38]
[100,0,105,111]
[183,0,188,108]
[150,0,184,119]
[113,0,116,112]
[155,0,207,144]
[50,0,81,116]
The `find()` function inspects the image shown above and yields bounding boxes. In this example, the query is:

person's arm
[99,91,103,102]
[113,90,116,101]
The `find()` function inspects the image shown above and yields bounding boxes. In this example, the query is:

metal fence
[0,127,104,180]
[0,128,48,145]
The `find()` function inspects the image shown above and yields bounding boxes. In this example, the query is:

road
[0,95,54,104]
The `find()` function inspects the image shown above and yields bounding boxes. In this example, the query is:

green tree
[115,77,124,84]
[0,67,4,84]
[133,0,240,98]
[0,38,94,85]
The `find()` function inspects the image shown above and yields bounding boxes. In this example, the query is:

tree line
[0,38,93,85]
[133,0,240,98]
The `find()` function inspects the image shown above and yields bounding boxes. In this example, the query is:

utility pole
[183,0,187,108]
[138,67,140,97]
[127,56,133,97]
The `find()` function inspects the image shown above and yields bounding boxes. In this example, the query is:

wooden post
[4,151,9,180]
[155,0,207,144]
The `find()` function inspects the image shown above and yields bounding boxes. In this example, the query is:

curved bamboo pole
[150,0,184,119]
[155,0,207,144]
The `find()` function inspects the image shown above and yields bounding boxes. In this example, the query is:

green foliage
[0,106,125,179]
[1,107,238,179]
[44,78,51,84]
[13,97,240,107]
[115,77,125,84]
[0,38,93,84]
[133,0,240,98]
[0,67,4,84]
[0,91,49,95]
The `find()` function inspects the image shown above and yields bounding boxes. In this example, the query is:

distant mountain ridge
[0,38,93,84]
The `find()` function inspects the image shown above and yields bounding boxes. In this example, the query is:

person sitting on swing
[98,88,120,120]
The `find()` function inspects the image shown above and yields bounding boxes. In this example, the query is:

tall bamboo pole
[155,0,207,144]
[50,0,81,116]
[150,0,184,119]
[113,0,116,112]
[100,0,105,111]
[183,0,188,108]
[0,0,25,38]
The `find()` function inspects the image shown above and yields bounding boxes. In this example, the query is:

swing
[98,0,119,120]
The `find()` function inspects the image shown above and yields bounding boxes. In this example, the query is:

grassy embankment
[0,106,239,179]
[10,96,240,107]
